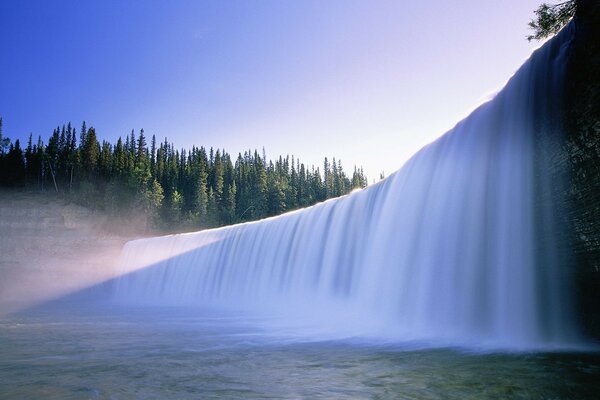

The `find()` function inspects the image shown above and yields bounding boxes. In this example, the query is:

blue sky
[1,0,544,181]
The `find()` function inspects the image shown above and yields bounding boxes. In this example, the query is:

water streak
[113,25,579,350]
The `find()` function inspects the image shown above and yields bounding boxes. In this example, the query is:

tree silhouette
[528,1,576,41]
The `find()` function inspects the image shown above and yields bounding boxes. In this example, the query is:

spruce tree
[79,121,87,150]
[150,134,157,177]
[4,140,26,186]
[81,127,99,179]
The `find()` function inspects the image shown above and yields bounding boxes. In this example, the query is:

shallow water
[1,305,599,399]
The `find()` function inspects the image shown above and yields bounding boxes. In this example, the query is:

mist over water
[2,306,599,399]
[3,22,600,400]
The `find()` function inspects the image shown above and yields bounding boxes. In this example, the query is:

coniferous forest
[0,118,368,231]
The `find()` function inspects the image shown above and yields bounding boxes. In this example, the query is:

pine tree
[251,150,268,219]
[79,121,87,150]
[150,134,157,177]
[197,152,209,220]
[68,122,76,151]
[136,129,147,167]
[213,149,224,208]
[132,129,150,187]
[223,180,237,224]
[81,127,99,179]
[267,176,286,216]
[145,179,164,227]
[25,133,33,176]
[169,189,183,226]
[100,140,113,178]
[35,136,45,188]
[323,157,331,198]
[287,156,298,209]
[110,137,120,176]
[4,139,26,186]
[206,187,217,226]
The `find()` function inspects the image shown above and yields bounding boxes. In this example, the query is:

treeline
[0,118,368,230]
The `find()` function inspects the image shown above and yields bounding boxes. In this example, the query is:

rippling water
[1,305,599,399]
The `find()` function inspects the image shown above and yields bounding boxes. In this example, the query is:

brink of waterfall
[112,23,583,351]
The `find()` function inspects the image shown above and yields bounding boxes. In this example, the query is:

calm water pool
[1,305,599,399]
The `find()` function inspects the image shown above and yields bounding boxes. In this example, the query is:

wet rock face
[565,0,600,337]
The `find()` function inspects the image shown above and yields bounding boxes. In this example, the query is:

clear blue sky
[1,0,544,181]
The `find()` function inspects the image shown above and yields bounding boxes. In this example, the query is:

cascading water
[113,24,580,349]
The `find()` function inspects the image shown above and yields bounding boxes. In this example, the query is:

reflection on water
[1,305,599,399]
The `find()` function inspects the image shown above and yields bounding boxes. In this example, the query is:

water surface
[1,305,598,399]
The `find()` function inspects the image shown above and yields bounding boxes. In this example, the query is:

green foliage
[143,179,164,227]
[3,139,26,186]
[527,1,576,41]
[0,118,369,232]
[166,189,183,227]
[81,127,99,178]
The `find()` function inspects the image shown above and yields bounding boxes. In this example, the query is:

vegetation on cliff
[527,1,576,41]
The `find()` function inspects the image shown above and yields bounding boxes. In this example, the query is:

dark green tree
[79,121,87,150]
[81,127,99,179]
[3,140,25,185]
[528,1,576,41]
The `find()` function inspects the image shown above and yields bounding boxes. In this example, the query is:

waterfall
[112,24,580,349]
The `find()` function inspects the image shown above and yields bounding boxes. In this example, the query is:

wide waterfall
[113,24,579,350]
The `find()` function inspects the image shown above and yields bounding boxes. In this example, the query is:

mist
[0,189,138,315]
